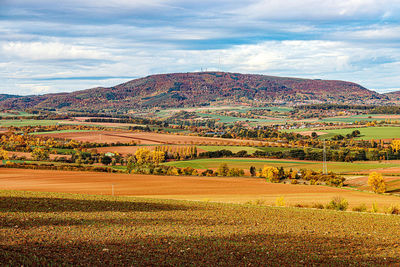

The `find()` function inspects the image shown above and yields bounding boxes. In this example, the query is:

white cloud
[1,42,110,61]
[234,0,400,20]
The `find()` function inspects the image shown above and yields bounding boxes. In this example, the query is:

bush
[352,204,367,212]
[311,203,324,209]
[326,196,348,211]
[370,203,379,213]
[245,199,265,206]
[386,205,400,215]
[293,203,308,208]
[275,196,286,207]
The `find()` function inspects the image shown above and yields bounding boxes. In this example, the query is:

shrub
[294,203,308,208]
[312,203,324,209]
[386,205,400,215]
[275,196,286,207]
[326,196,348,211]
[370,203,379,213]
[352,204,367,212]
[245,199,265,206]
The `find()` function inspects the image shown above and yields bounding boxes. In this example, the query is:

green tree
[101,155,112,166]
[217,163,229,176]
[250,166,256,177]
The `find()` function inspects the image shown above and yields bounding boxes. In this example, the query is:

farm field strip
[1,168,400,208]
[1,190,400,265]
[39,130,267,145]
[162,158,399,174]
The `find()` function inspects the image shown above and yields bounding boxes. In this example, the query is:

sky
[1,0,400,95]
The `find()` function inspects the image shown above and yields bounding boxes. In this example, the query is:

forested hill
[0,72,387,111]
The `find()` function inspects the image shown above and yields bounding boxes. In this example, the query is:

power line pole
[323,140,328,175]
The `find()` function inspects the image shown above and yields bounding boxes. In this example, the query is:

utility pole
[323,140,328,175]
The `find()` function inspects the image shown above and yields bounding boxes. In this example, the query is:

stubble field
[1,190,400,266]
[1,168,399,208]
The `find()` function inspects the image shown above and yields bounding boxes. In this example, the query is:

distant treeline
[296,104,400,115]
[85,117,167,126]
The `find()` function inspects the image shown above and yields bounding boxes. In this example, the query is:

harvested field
[1,168,400,208]
[295,130,327,136]
[41,131,266,145]
[2,190,400,266]
[8,151,71,161]
[95,145,207,155]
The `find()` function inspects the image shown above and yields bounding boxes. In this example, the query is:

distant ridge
[0,94,21,102]
[384,90,400,102]
[0,72,387,111]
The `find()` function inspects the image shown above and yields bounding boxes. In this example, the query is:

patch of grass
[162,158,397,174]
[198,146,262,153]
[29,129,97,135]
[319,126,400,140]
[1,190,400,265]
[162,158,316,170]
[0,119,60,127]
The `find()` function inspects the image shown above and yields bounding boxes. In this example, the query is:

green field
[0,111,36,117]
[319,115,387,123]
[319,126,400,140]
[198,145,263,153]
[29,129,97,135]
[0,119,60,127]
[163,158,398,173]
[1,190,399,265]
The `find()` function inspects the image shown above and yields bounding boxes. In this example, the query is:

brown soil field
[295,130,327,136]
[95,145,207,155]
[8,151,71,160]
[1,168,400,208]
[60,118,144,128]
[370,115,400,119]
[41,131,265,145]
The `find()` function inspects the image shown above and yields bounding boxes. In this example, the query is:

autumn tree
[0,148,9,160]
[31,147,49,161]
[135,148,151,165]
[217,163,229,176]
[151,150,165,165]
[368,172,386,193]
[261,166,279,182]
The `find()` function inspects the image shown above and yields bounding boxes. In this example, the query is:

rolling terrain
[0,72,386,111]
[1,190,400,266]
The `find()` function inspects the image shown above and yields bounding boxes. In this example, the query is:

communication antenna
[323,140,328,174]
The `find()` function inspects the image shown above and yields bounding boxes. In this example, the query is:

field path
[1,168,400,207]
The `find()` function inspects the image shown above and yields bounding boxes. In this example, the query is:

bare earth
[40,131,265,145]
[1,168,399,208]
[295,131,328,136]
[95,145,207,155]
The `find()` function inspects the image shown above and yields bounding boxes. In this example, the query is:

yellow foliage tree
[135,148,151,165]
[261,166,279,182]
[368,172,386,193]
[31,147,49,161]
[0,148,9,160]
[151,150,165,165]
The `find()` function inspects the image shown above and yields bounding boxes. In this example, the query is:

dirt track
[1,168,399,207]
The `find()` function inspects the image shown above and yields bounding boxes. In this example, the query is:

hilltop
[0,72,387,111]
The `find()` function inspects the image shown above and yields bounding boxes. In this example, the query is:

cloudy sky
[1,0,400,95]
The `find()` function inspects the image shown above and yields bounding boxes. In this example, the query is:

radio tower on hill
[323,140,328,174]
